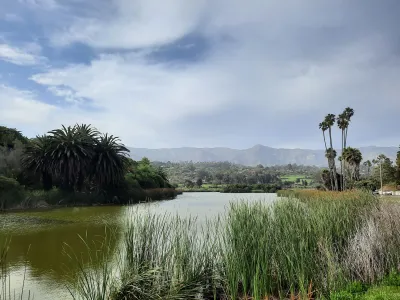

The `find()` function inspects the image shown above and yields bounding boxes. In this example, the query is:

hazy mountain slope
[128,145,398,166]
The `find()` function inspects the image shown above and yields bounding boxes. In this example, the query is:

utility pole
[380,160,383,196]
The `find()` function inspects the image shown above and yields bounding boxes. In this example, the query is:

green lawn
[280,174,313,183]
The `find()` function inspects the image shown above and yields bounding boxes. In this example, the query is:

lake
[0,192,277,300]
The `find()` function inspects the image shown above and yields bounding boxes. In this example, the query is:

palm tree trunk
[323,132,328,151]
[329,127,338,191]
[323,132,334,190]
[42,171,53,191]
[341,130,345,191]
[343,127,349,190]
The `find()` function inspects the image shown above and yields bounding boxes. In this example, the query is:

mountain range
[128,145,398,167]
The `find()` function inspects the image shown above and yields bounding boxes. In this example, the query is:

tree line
[153,161,319,187]
[0,125,176,209]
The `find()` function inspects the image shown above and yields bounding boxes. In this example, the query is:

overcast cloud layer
[0,0,399,149]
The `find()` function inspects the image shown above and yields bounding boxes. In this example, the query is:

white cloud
[2,0,400,148]
[0,43,45,66]
[51,0,207,48]
[0,85,55,127]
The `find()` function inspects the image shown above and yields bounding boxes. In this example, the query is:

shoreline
[0,189,181,214]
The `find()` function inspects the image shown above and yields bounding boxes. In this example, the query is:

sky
[0,0,399,150]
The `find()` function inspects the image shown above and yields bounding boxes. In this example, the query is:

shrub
[0,176,24,210]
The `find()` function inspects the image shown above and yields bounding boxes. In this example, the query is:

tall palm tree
[22,135,53,190]
[319,121,333,189]
[325,148,337,190]
[337,114,347,190]
[337,107,354,190]
[47,125,95,191]
[91,134,129,189]
[324,114,338,190]
[343,107,354,149]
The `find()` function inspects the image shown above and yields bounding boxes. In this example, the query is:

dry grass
[344,202,400,283]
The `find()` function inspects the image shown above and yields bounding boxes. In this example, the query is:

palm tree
[74,124,99,191]
[363,160,372,177]
[47,125,95,191]
[337,114,347,190]
[324,114,338,190]
[22,135,53,190]
[91,134,129,189]
[343,107,354,149]
[319,121,333,189]
[337,107,354,190]
[342,147,363,182]
[325,148,337,190]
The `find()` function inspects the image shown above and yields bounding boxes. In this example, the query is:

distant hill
[128,145,398,167]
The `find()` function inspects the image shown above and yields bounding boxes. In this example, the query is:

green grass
[362,286,400,300]
[280,174,313,183]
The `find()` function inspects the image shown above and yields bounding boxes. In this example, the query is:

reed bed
[69,191,400,299]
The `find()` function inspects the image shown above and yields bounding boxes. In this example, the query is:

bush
[0,176,24,210]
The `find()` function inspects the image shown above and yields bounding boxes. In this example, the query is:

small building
[378,185,400,195]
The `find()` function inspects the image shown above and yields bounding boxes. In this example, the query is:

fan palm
[342,147,363,182]
[22,135,53,190]
[337,107,354,190]
[91,134,129,189]
[324,114,338,190]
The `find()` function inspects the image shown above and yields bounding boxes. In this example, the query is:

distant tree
[363,160,372,177]
[196,178,203,187]
[372,154,396,192]
[0,126,28,149]
[184,179,194,188]
[196,169,209,180]
[304,180,308,187]
[342,147,363,182]
[141,157,151,165]
[296,178,301,183]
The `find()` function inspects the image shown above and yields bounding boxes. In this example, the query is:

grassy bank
[68,190,400,299]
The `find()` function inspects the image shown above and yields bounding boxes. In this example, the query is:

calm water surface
[0,192,277,300]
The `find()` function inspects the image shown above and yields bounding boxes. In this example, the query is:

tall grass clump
[221,191,381,299]
[113,208,222,300]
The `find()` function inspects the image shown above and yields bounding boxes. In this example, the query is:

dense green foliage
[153,161,319,188]
[0,125,176,210]
[221,183,281,193]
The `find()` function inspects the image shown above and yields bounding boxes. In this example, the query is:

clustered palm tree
[319,107,362,191]
[22,124,129,192]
